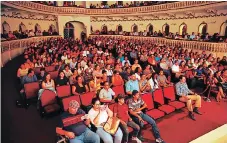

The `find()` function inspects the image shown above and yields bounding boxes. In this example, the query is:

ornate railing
[2,1,222,15]
[89,35,227,58]
[1,36,61,67]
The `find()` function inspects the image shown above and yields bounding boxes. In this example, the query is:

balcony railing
[89,35,227,58]
[1,36,61,67]
[2,1,221,15]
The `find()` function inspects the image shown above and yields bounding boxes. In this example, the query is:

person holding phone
[128,90,165,143]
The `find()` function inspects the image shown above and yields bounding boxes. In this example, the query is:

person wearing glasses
[88,98,123,143]
[99,81,115,102]
[56,100,100,143]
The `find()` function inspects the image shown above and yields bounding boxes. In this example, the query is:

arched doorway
[179,23,187,36]
[64,22,74,39]
[147,24,153,34]
[198,22,207,35]
[220,22,227,37]
[101,25,108,34]
[19,22,26,33]
[117,25,123,32]
[2,21,10,33]
[35,23,41,33]
[49,24,56,33]
[132,24,138,32]
[163,23,170,36]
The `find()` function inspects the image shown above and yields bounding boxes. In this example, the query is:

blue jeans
[96,127,123,143]
[131,112,161,139]
[70,128,100,143]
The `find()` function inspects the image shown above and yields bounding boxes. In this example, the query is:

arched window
[34,23,41,33]
[64,22,74,38]
[2,21,10,33]
[117,25,123,32]
[179,23,187,35]
[198,22,207,35]
[147,24,153,33]
[219,22,227,37]
[132,24,138,32]
[162,23,169,36]
[101,25,108,34]
[19,22,26,33]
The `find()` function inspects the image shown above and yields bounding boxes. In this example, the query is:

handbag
[103,116,120,135]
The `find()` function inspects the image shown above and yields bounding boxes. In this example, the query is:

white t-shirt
[172,64,180,73]
[149,78,159,89]
[61,55,68,61]
[88,106,109,127]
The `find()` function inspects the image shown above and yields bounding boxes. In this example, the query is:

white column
[57,1,63,6]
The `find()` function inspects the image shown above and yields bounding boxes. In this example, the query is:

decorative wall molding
[2,1,225,15]
[91,13,227,22]
[1,13,57,21]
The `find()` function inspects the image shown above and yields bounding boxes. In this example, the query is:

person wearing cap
[128,90,165,143]
[56,100,100,143]
[125,73,140,96]
[113,94,141,143]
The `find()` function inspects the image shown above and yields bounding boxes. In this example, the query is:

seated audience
[55,71,69,86]
[99,81,115,101]
[56,100,100,143]
[176,75,202,120]
[88,98,123,143]
[72,76,89,95]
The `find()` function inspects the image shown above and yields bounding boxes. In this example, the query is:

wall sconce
[28,22,32,25]
[139,23,143,26]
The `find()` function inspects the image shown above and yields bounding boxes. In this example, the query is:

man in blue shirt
[126,73,140,96]
[175,75,202,120]
[21,68,37,85]
[56,100,100,143]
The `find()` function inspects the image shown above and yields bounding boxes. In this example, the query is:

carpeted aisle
[1,55,227,143]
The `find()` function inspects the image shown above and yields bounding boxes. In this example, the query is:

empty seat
[39,89,60,116]
[62,95,81,111]
[163,86,185,109]
[45,65,56,72]
[56,85,71,99]
[112,85,125,98]
[24,81,40,99]
[141,92,165,120]
[80,92,96,106]
[49,70,58,80]
[153,89,175,114]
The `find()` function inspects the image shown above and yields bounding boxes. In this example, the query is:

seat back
[112,85,125,98]
[141,92,154,110]
[24,82,40,99]
[49,70,59,80]
[153,89,165,105]
[108,103,116,112]
[56,85,71,98]
[163,86,176,101]
[40,90,57,107]
[62,95,81,111]
[34,67,41,75]
[45,66,56,72]
[80,92,96,106]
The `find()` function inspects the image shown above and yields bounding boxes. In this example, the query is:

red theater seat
[34,67,41,75]
[56,85,71,99]
[39,90,60,116]
[112,85,125,98]
[141,92,165,120]
[49,70,58,79]
[45,65,56,72]
[163,86,185,109]
[24,82,40,99]
[153,89,175,114]
[62,95,81,111]
[80,92,96,106]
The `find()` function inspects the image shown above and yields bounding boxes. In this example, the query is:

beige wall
[71,22,86,39]
[58,16,91,39]
[1,17,58,33]
[91,16,227,35]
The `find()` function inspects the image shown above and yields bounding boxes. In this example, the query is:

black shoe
[193,109,202,115]
[138,136,145,142]
[189,113,196,121]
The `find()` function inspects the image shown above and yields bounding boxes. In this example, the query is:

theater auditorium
[1,1,227,143]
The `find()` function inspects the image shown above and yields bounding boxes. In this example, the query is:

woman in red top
[112,70,124,86]
[113,94,141,143]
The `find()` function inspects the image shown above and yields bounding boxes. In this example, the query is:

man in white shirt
[122,57,131,66]
[70,57,77,69]
[99,82,115,101]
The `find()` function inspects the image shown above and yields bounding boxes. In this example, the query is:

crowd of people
[17,36,227,143]
[1,29,59,41]
[93,29,227,43]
